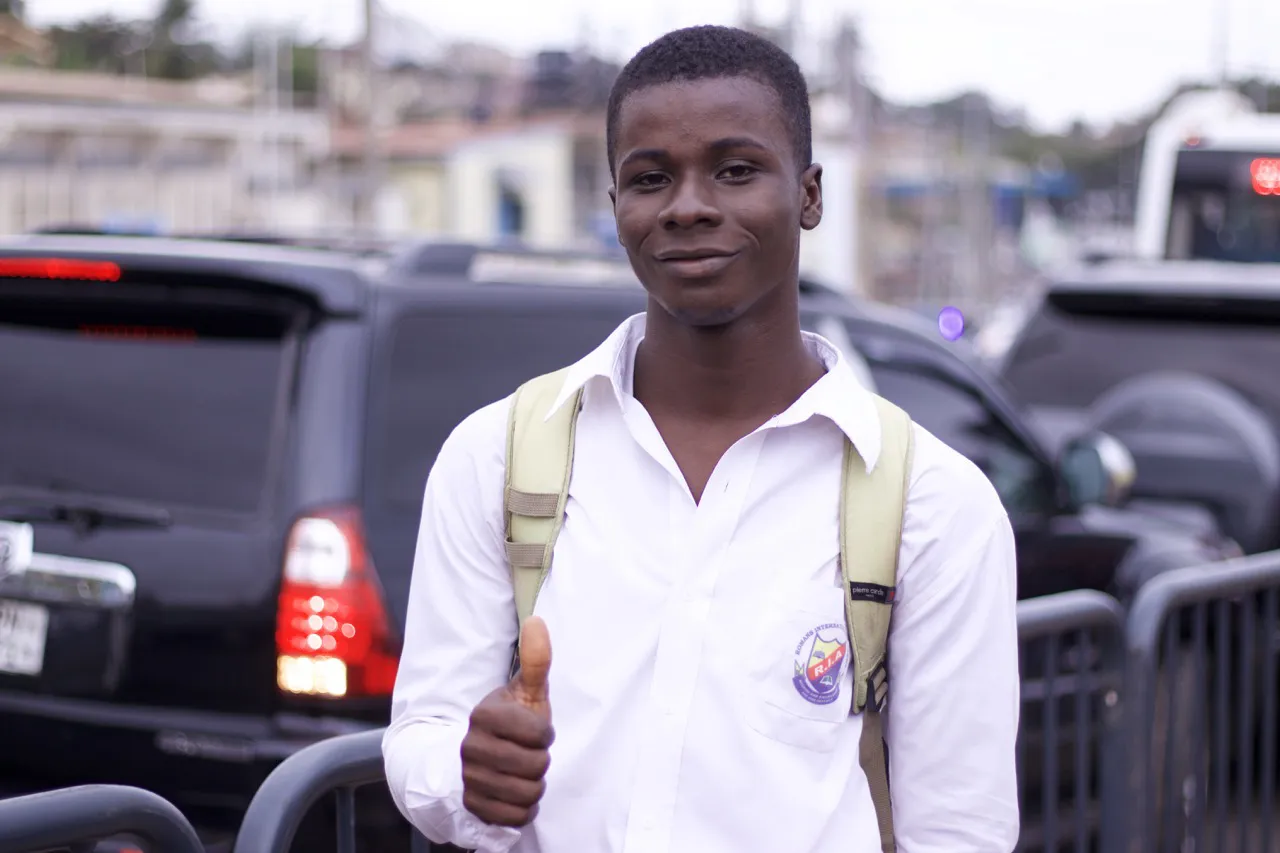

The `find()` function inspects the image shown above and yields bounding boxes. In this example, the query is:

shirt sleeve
[382,397,524,853]
[885,426,1021,852]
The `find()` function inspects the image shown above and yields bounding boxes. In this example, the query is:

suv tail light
[275,506,400,699]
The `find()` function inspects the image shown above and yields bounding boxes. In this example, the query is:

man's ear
[800,163,823,231]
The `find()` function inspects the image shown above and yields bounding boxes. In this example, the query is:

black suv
[996,258,1280,556]
[0,235,1235,848]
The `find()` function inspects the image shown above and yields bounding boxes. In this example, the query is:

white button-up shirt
[384,314,1020,853]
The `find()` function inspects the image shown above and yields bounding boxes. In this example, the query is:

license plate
[0,520,34,579]
[0,599,48,676]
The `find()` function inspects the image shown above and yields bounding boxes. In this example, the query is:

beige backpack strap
[841,394,915,853]
[503,368,583,658]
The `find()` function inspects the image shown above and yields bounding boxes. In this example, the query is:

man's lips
[654,249,740,278]
[654,248,738,261]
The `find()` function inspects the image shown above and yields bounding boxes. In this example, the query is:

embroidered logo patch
[792,622,849,705]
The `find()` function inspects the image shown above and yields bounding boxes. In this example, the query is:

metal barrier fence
[1119,549,1280,853]
[0,784,203,853]
[233,727,435,853]
[1016,590,1126,853]
[6,561,1280,853]
[223,590,1129,853]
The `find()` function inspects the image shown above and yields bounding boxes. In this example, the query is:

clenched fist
[461,615,554,827]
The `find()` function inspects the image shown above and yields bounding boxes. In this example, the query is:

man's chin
[671,306,744,328]
[647,293,745,328]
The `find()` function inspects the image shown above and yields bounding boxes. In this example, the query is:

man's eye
[633,173,666,188]
[719,164,756,180]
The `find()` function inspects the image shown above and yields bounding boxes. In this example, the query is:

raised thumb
[514,615,552,711]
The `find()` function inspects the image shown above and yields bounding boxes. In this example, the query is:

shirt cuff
[450,810,523,853]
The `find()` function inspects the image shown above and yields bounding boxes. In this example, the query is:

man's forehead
[619,74,777,112]
[615,76,784,140]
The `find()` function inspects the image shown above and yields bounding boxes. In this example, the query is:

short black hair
[606,25,813,177]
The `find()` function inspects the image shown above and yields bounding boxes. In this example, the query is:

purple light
[938,306,965,341]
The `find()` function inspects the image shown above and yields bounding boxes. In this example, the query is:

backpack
[502,367,915,853]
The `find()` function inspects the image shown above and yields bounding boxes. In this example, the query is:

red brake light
[276,507,400,699]
[0,258,121,281]
[1251,158,1280,196]
[78,325,198,342]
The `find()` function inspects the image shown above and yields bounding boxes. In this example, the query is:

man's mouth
[655,250,740,277]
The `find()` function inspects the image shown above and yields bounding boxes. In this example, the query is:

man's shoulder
[904,420,1009,535]
[435,393,515,476]
[891,421,1014,611]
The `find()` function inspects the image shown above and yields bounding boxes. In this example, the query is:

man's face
[609,76,823,327]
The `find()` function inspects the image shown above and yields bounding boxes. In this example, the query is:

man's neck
[633,294,826,425]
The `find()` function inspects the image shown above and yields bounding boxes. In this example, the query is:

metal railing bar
[0,785,203,853]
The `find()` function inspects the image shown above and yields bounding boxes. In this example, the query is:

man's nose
[659,176,723,229]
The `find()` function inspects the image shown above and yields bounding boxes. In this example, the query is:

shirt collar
[544,313,883,472]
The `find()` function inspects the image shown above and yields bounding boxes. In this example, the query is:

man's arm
[886,427,1021,851]
[382,399,523,852]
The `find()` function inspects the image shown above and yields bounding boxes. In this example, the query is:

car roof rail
[798,276,848,298]
[392,241,641,288]
[23,225,401,258]
[29,223,159,237]
[169,229,403,257]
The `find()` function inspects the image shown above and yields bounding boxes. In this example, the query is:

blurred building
[0,67,332,234]
[859,102,1071,318]
[321,34,620,245]
[0,13,51,66]
[446,114,612,250]
[327,111,614,250]
[321,41,526,126]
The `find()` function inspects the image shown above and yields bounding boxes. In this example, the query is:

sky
[23,0,1280,133]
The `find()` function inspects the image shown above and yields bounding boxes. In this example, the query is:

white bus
[1134,88,1280,263]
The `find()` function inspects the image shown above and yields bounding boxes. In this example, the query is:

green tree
[226,31,323,106]
[48,16,142,74]
[146,0,219,80]
[290,42,321,105]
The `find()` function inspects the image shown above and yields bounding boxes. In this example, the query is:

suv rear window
[1001,291,1280,422]
[366,304,632,511]
[0,286,299,516]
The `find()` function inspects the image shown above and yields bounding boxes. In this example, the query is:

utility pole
[268,31,281,220]
[356,0,380,230]
[1213,0,1230,86]
[960,93,992,316]
[837,18,874,299]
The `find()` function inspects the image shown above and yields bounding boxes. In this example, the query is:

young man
[384,24,1020,853]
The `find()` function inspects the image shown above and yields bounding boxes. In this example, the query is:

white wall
[801,137,860,295]
[0,167,331,235]
[0,101,333,235]
[446,126,575,247]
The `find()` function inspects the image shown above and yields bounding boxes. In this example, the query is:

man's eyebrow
[618,137,771,170]
[707,136,770,153]
[618,148,667,170]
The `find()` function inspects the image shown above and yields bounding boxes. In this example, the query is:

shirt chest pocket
[743,578,854,754]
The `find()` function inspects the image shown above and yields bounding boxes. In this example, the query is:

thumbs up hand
[511,615,552,715]
[461,616,555,828]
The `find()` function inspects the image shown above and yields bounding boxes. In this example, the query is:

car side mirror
[1058,431,1136,508]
